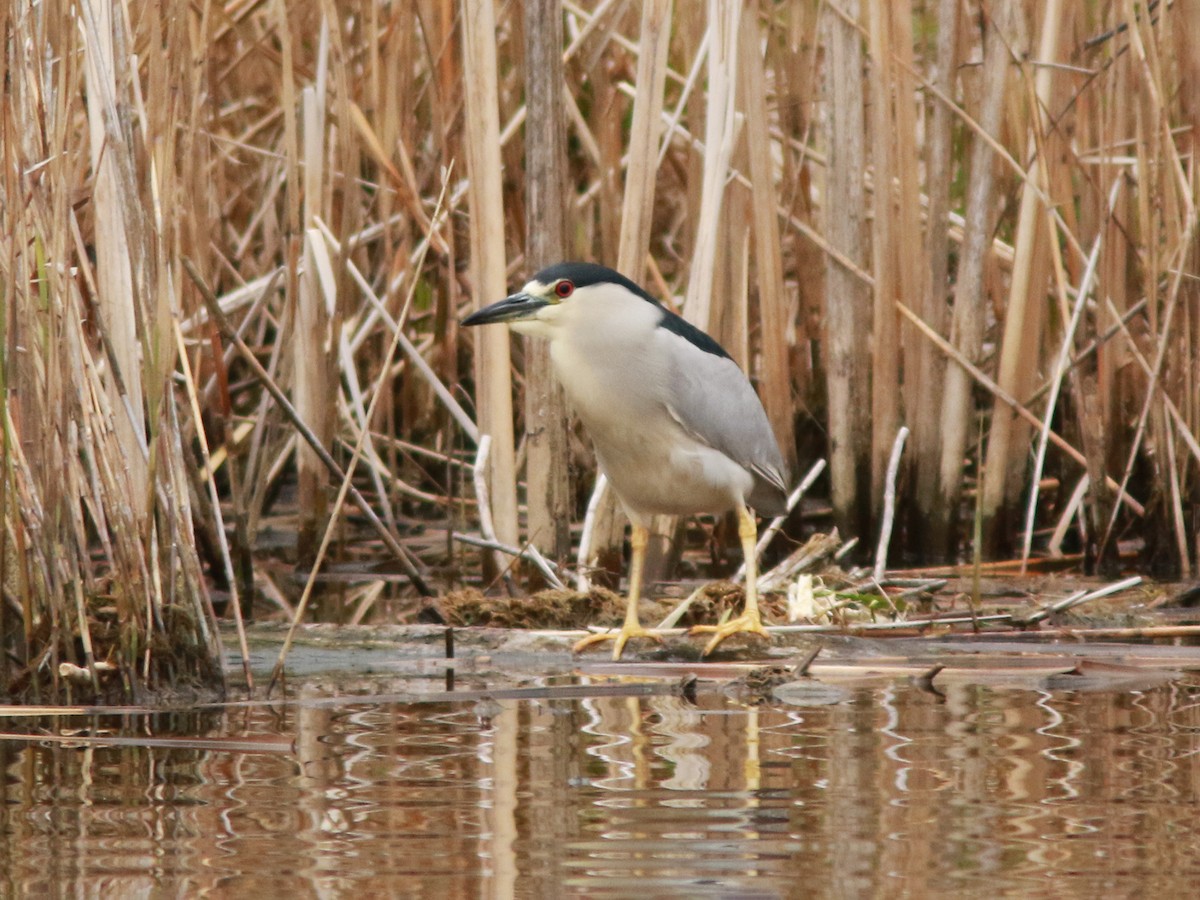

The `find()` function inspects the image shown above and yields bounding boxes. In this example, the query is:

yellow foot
[690,613,770,656]
[573,625,664,661]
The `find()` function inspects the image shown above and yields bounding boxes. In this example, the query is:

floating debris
[772,680,855,707]
[725,664,797,704]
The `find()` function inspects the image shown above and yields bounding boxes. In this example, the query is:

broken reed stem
[451,532,566,590]
[735,458,827,584]
[1019,575,1143,624]
[471,435,507,581]
[874,427,909,582]
[174,319,254,689]
[1048,477,1089,558]
[576,473,611,592]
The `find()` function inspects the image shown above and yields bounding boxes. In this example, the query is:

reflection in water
[3,678,1200,896]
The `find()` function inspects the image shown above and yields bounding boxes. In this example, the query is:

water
[4,665,1200,897]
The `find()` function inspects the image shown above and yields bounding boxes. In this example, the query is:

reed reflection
[3,679,1200,896]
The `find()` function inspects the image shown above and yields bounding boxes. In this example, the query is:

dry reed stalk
[522,0,573,567]
[683,0,740,331]
[461,0,520,559]
[471,436,509,583]
[720,175,752,369]
[913,0,960,559]
[1177,7,1200,527]
[295,218,336,565]
[866,0,899,503]
[739,0,793,471]
[980,1,1066,552]
[821,0,872,541]
[372,5,429,480]
[81,0,149,508]
[1092,51,1133,501]
[1164,407,1191,575]
[656,18,707,168]
[272,0,305,532]
[294,20,338,566]
[771,3,822,407]
[591,38,625,266]
[877,0,923,556]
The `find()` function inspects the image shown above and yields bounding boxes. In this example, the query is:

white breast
[544,290,753,521]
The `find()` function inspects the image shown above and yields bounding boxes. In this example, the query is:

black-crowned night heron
[463,262,790,659]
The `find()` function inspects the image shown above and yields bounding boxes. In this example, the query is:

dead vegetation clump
[425,587,626,630]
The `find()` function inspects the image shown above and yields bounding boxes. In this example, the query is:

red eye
[555,279,574,298]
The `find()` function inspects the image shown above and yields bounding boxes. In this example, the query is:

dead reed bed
[1,1,1198,701]
[1,1,225,701]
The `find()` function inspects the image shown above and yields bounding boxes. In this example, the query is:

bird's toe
[573,625,664,660]
[691,613,770,656]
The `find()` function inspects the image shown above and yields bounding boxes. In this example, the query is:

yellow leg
[574,523,664,660]
[690,505,770,655]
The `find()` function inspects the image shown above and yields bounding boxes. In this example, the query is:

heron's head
[462,262,655,339]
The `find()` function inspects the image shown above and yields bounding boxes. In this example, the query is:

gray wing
[658,323,790,516]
